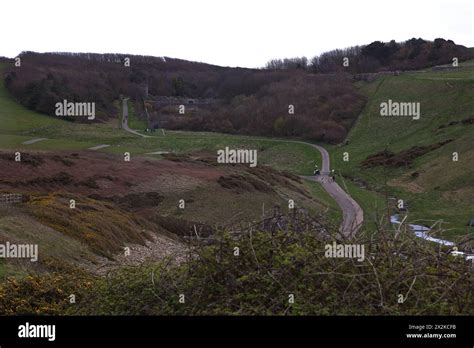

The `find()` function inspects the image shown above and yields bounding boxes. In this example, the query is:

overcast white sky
[1,0,472,68]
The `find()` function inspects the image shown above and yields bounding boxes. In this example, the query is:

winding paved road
[303,144,363,238]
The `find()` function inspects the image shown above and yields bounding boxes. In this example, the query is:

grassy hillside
[1,63,323,175]
[0,64,64,133]
[0,62,336,279]
[330,60,474,238]
[1,58,473,316]
[3,59,472,240]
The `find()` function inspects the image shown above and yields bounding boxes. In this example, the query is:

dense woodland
[159,72,365,143]
[266,38,474,73]
[3,38,472,143]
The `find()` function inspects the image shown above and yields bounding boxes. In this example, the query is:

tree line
[265,38,474,73]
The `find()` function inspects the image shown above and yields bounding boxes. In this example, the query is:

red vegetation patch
[361,139,454,168]
[0,151,225,197]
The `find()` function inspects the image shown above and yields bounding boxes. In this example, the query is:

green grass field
[329,60,474,238]
[125,100,147,131]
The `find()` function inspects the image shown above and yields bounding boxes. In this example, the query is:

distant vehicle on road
[314,164,320,175]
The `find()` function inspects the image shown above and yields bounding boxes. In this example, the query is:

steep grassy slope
[0,64,63,133]
[330,60,474,237]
